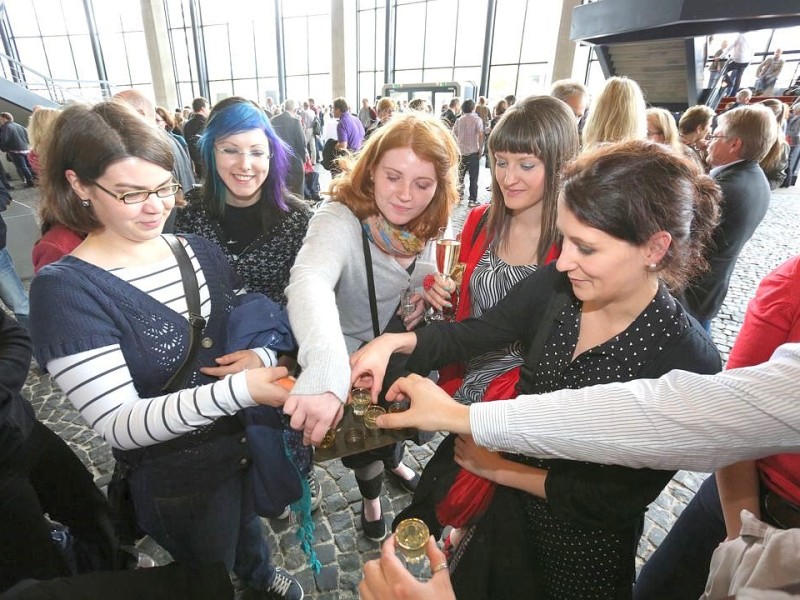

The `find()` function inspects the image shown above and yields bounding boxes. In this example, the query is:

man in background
[452,98,484,207]
[183,97,210,178]
[0,114,33,188]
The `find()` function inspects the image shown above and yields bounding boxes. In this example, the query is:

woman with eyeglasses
[29,100,304,600]
[175,97,311,307]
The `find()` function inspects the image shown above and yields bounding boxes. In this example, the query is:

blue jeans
[633,475,724,599]
[129,430,275,590]
[8,153,33,185]
[0,247,29,330]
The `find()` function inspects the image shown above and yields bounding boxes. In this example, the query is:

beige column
[550,0,582,83]
[331,0,346,99]
[140,0,178,110]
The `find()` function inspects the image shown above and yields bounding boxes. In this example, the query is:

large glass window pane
[488,64,518,99]
[516,62,549,98]
[34,0,68,35]
[454,0,487,66]
[13,38,49,76]
[308,74,331,101]
[770,26,800,53]
[491,0,525,65]
[424,67,453,82]
[209,79,233,103]
[204,25,231,81]
[125,32,151,84]
[424,0,457,69]
[98,33,130,83]
[229,22,257,80]
[359,10,376,71]
[286,75,309,101]
[71,35,97,81]
[283,17,309,76]
[42,36,76,79]
[308,15,331,74]
[394,69,423,84]
[62,0,89,34]
[253,32,278,79]
[519,2,558,63]
[170,28,195,82]
[233,78,259,103]
[4,1,40,36]
[453,66,481,85]
[394,4,425,70]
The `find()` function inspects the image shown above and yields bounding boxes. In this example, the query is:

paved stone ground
[14,163,800,599]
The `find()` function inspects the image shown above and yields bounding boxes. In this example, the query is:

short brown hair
[40,101,174,233]
[329,112,459,240]
[561,140,721,291]
[375,97,396,113]
[333,97,349,113]
[678,105,714,135]
[719,104,777,162]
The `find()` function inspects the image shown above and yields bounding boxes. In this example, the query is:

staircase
[604,39,690,108]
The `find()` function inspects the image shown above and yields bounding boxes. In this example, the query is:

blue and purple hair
[198,97,292,219]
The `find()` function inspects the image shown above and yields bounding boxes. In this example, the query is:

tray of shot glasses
[313,387,418,462]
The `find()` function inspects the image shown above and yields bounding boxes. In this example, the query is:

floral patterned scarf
[362,214,425,257]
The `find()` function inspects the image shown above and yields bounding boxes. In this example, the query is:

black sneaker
[266,568,304,600]
[307,468,322,512]
[360,503,387,542]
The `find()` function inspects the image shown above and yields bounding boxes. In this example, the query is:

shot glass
[388,399,410,413]
[319,428,336,450]
[363,405,386,435]
[344,428,365,449]
[395,518,429,564]
[350,387,372,416]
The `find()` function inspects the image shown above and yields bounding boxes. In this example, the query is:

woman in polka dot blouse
[352,140,724,599]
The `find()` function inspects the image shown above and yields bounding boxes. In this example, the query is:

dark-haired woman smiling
[352,140,723,599]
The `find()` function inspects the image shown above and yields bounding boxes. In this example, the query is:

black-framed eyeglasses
[214,146,273,161]
[706,134,728,141]
[92,180,182,205]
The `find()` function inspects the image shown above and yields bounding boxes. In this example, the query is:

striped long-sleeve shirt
[46,238,276,450]
[471,342,800,472]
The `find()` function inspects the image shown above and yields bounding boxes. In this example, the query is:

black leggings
[0,422,117,592]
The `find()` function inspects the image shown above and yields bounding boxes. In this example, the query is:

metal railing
[0,51,116,105]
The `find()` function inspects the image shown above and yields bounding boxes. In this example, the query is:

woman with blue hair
[176,96,311,306]
[174,98,319,514]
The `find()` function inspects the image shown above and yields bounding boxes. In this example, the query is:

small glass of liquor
[344,428,365,449]
[319,428,336,450]
[395,518,430,564]
[400,287,416,319]
[349,387,372,416]
[363,405,386,435]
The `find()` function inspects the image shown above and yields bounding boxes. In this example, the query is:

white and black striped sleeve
[470,342,800,472]
[48,344,256,450]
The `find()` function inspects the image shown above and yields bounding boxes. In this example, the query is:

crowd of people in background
[1,42,800,600]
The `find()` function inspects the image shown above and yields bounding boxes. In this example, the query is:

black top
[408,262,721,528]
[684,160,771,320]
[174,190,311,305]
[0,312,35,465]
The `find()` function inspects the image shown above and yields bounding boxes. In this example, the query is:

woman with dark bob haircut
[285,112,459,542]
[352,140,723,598]
[29,100,304,599]
[175,96,311,306]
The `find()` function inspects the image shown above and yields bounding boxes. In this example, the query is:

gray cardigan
[286,201,437,402]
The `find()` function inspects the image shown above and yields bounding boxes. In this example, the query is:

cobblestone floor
[15,165,800,599]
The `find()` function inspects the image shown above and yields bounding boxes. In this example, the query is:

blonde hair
[27,107,61,153]
[647,108,682,152]
[582,76,647,149]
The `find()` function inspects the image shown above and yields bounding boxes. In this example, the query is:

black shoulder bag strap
[362,228,381,339]
[517,285,570,395]
[162,235,207,393]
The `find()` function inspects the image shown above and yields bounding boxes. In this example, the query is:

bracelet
[423,274,436,291]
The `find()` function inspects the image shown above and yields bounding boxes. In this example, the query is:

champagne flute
[428,227,461,322]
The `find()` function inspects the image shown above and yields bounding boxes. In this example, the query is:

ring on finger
[431,562,448,574]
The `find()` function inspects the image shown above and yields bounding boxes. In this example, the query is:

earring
[648,263,658,271]
[81,199,90,207]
